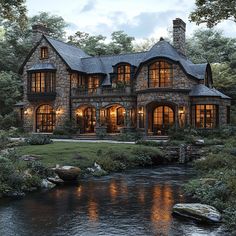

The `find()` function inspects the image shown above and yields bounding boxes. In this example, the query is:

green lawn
[17,142,135,168]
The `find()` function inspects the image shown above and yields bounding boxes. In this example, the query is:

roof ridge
[85,50,147,59]
[44,35,90,52]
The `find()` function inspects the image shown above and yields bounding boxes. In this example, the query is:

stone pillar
[173,18,186,56]
[95,107,100,128]
[145,106,148,136]
[125,108,131,128]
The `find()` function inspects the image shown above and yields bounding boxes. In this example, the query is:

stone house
[19,18,231,135]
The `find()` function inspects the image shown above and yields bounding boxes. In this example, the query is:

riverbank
[184,130,236,233]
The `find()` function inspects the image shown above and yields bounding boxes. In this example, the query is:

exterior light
[76,110,83,116]
[56,109,62,115]
[179,106,184,114]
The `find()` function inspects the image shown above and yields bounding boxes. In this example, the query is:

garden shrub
[135,140,162,147]
[132,146,164,166]
[25,134,52,145]
[27,161,53,178]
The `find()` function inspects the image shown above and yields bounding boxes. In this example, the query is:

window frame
[115,63,131,86]
[40,47,49,59]
[28,71,56,93]
[192,104,218,129]
[148,60,173,88]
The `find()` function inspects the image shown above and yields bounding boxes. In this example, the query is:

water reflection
[0,166,225,236]
[88,199,98,222]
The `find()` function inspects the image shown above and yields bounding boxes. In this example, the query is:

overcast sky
[26,0,236,40]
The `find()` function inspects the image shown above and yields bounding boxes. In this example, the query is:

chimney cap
[32,23,49,34]
[159,37,164,41]
[173,18,186,29]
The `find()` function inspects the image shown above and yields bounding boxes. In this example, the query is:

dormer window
[40,47,48,59]
[148,61,173,88]
[117,64,131,85]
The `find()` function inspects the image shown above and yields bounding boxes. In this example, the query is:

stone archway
[75,105,96,133]
[146,101,176,135]
[153,106,174,135]
[101,104,126,133]
[36,104,55,133]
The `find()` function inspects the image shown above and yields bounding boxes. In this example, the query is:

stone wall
[22,38,70,132]
[135,63,198,92]
[190,97,231,126]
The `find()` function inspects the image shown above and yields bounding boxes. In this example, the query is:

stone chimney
[32,23,49,44]
[173,18,186,56]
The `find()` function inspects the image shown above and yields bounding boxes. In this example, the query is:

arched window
[153,106,174,134]
[117,64,131,85]
[148,61,173,88]
[36,105,55,132]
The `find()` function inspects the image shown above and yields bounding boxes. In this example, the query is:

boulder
[173,203,221,223]
[195,139,205,145]
[47,176,65,185]
[41,179,56,189]
[55,166,81,181]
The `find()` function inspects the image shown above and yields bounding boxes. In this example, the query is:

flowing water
[0,166,226,236]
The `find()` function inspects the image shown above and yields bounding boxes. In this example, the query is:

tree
[108,31,135,54]
[0,0,27,28]
[0,71,21,116]
[68,30,135,56]
[30,12,67,40]
[68,31,107,56]
[133,37,158,52]
[186,29,236,63]
[190,0,236,27]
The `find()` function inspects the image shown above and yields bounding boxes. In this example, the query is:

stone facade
[22,38,70,132]
[20,18,231,135]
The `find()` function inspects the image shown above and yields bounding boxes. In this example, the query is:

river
[0,165,226,236]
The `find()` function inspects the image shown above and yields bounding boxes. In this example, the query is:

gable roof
[20,35,208,83]
[189,84,231,99]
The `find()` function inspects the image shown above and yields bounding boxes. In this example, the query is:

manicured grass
[17,142,135,168]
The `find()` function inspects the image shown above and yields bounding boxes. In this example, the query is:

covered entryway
[76,105,96,133]
[153,106,174,135]
[100,104,126,133]
[36,104,55,132]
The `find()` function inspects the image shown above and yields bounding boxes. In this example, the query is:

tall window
[29,72,55,93]
[227,106,230,124]
[192,105,217,128]
[116,107,125,126]
[117,64,131,85]
[88,75,100,93]
[148,61,173,88]
[36,105,55,132]
[153,106,174,133]
[40,47,48,59]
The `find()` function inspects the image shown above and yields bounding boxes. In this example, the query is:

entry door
[36,105,55,133]
[153,106,174,135]
[84,107,96,133]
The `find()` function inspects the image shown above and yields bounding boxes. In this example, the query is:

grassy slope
[17,142,135,168]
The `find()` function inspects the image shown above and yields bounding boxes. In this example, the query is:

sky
[26,0,236,40]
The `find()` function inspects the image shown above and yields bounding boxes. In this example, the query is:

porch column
[95,107,100,128]
[145,106,148,136]
[125,108,131,128]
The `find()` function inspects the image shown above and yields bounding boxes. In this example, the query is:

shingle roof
[189,84,231,99]
[43,36,208,82]
[27,63,56,71]
[45,36,90,71]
